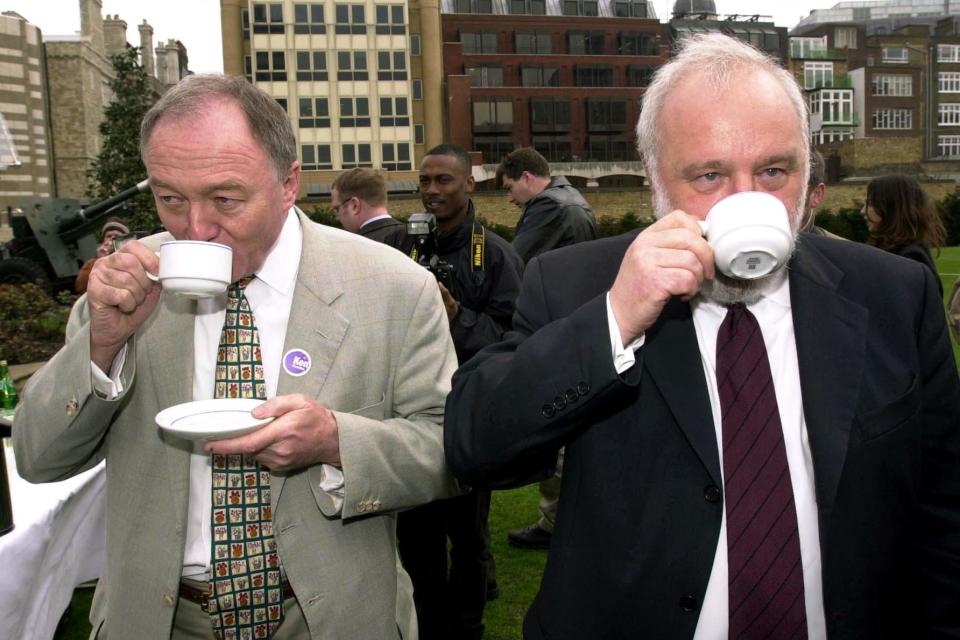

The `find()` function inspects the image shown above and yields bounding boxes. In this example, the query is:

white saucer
[156,398,273,441]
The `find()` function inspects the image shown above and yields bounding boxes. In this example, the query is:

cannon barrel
[56,178,150,236]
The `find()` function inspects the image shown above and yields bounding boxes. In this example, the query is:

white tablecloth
[0,441,106,640]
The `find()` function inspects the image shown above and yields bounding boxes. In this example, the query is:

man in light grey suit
[14,75,459,639]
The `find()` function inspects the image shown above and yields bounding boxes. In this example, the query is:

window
[377,51,407,80]
[515,31,552,54]
[587,99,627,132]
[301,144,333,170]
[461,31,497,54]
[562,0,598,16]
[412,79,423,99]
[881,46,908,64]
[574,64,613,87]
[939,103,960,125]
[339,97,371,127]
[255,51,287,81]
[939,135,960,158]
[275,98,287,112]
[337,51,368,80]
[342,143,373,169]
[940,72,960,92]
[381,143,412,171]
[568,31,605,55]
[376,5,405,34]
[414,124,425,145]
[612,0,647,17]
[626,64,655,87]
[473,136,515,163]
[852,7,870,20]
[298,98,330,128]
[530,98,571,132]
[521,65,559,87]
[790,36,827,59]
[804,61,834,89]
[241,8,250,40]
[587,136,631,161]
[509,0,546,14]
[618,32,658,56]
[379,96,409,126]
[466,65,503,87]
[454,0,493,13]
[939,44,960,63]
[532,135,572,162]
[472,98,513,133]
[872,73,912,96]
[410,34,421,56]
[244,55,252,82]
[812,128,853,145]
[335,4,366,34]
[253,3,284,34]
[296,51,328,81]
[872,107,912,130]
[810,89,852,125]
[833,27,856,49]
[294,4,325,34]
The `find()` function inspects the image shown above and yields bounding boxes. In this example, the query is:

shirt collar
[360,213,392,228]
[253,207,301,296]
[693,266,791,316]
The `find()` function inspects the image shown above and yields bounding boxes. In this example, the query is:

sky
[1,0,834,74]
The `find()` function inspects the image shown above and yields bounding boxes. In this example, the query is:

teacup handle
[146,251,160,282]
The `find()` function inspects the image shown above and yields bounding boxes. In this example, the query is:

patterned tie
[208,278,285,639]
[716,304,807,640]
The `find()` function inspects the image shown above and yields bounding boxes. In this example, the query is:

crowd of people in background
[13,30,960,640]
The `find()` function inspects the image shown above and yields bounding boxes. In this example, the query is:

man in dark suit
[331,167,406,243]
[445,33,960,640]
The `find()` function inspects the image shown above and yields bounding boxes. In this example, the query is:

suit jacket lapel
[789,238,867,527]
[148,292,197,518]
[272,215,350,500]
[644,299,722,487]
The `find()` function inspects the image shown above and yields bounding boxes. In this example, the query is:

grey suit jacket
[16,211,460,639]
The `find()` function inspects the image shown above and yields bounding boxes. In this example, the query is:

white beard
[651,183,804,306]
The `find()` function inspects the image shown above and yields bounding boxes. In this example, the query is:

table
[0,440,106,640]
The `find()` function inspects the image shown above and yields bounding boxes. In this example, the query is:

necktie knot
[229,276,255,296]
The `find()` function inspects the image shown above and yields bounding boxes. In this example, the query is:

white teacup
[698,191,794,280]
[148,241,233,298]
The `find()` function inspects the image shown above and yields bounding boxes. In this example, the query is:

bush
[814,205,868,242]
[595,211,653,238]
[303,204,341,228]
[939,190,960,247]
[0,284,75,364]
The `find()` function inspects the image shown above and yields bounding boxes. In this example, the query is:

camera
[406,213,455,289]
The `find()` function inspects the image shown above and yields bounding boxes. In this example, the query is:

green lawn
[50,247,960,640]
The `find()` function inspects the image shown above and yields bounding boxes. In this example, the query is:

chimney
[102,14,127,58]
[78,0,104,55]
[157,39,182,85]
[138,20,155,77]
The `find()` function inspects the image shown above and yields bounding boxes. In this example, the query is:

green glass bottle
[0,360,18,416]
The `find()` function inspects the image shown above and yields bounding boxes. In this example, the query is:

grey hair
[140,74,297,181]
[636,33,810,191]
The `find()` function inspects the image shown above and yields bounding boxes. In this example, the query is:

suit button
[541,404,555,418]
[704,485,722,503]
[577,382,590,396]
[553,396,566,411]
[162,592,176,607]
[678,595,698,612]
[372,500,382,511]
[66,397,79,416]
[564,389,579,403]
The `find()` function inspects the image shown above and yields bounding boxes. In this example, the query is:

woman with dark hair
[863,173,946,295]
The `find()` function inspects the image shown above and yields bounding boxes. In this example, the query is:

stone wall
[824,136,925,177]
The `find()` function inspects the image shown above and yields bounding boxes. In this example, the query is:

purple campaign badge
[282,349,311,377]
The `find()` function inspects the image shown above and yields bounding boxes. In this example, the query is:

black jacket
[513,176,597,263]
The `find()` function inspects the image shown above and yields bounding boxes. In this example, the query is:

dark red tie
[717,304,807,640]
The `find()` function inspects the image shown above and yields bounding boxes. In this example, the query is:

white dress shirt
[606,272,826,640]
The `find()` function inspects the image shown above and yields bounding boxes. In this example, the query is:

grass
[48,248,960,640]
[53,484,547,640]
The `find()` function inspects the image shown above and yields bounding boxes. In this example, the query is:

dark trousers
[397,489,492,640]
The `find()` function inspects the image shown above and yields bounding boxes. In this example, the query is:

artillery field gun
[0,179,149,291]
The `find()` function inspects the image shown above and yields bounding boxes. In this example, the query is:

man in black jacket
[496,147,597,550]
[330,167,406,243]
[397,144,523,640]
[498,147,597,264]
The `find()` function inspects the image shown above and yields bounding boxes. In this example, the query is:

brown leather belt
[179,579,295,612]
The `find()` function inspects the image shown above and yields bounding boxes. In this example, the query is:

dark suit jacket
[446,231,960,639]
[360,216,406,244]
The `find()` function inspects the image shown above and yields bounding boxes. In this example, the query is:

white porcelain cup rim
[145,240,232,283]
